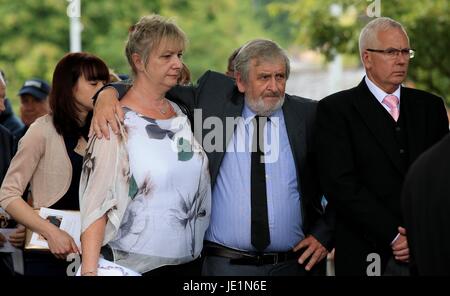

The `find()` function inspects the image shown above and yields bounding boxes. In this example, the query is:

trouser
[23,251,69,276]
[383,257,410,276]
[201,243,326,276]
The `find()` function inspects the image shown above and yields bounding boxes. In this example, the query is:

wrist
[93,85,119,106]
[81,270,97,276]
[40,221,59,241]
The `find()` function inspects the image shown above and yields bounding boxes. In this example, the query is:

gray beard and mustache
[246,91,285,117]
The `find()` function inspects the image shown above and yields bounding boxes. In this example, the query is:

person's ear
[235,72,247,93]
[362,51,372,70]
[132,53,145,72]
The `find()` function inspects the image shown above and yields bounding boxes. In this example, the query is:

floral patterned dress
[80,102,211,273]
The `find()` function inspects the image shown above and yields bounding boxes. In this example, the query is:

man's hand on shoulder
[90,87,123,140]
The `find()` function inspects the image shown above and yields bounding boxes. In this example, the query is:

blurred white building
[286,53,365,100]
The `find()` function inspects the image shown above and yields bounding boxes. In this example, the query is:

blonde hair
[125,14,187,76]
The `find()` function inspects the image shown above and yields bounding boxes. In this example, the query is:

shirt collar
[365,76,401,104]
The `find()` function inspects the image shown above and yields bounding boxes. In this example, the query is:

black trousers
[142,257,203,277]
[0,253,15,275]
[23,251,68,276]
[202,255,325,276]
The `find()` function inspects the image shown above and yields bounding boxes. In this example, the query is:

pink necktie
[382,94,399,122]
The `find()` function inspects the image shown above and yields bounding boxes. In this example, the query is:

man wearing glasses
[315,17,448,276]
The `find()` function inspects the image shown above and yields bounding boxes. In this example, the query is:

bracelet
[81,271,97,276]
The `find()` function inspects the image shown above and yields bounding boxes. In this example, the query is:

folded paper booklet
[76,258,141,276]
[25,208,81,251]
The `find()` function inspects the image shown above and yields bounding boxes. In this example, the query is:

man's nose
[396,52,409,64]
[267,77,277,91]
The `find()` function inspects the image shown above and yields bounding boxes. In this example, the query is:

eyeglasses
[366,48,415,59]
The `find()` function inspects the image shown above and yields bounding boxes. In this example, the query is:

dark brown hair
[178,62,191,86]
[50,52,110,137]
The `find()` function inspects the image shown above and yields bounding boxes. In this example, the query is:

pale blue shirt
[205,103,304,252]
[365,76,401,113]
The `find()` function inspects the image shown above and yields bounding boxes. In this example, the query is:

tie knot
[252,115,268,129]
[383,94,399,109]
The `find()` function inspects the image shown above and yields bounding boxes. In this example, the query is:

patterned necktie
[382,94,400,122]
[250,116,270,251]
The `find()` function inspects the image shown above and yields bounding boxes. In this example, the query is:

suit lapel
[282,96,309,224]
[283,95,306,179]
[401,87,426,161]
[353,80,405,174]
[207,89,244,184]
[222,91,245,147]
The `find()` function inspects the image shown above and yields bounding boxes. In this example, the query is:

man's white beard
[246,95,285,117]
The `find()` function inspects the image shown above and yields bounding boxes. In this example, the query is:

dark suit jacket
[111,71,334,250]
[0,124,16,185]
[402,134,450,276]
[316,78,448,275]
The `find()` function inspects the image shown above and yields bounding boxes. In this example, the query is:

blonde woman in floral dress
[79,15,211,276]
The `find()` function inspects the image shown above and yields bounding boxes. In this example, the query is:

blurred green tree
[267,0,450,103]
[0,0,273,111]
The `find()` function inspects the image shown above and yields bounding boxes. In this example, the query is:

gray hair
[125,14,187,76]
[359,17,409,61]
[234,39,290,83]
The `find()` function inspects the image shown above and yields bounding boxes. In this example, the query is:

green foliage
[160,0,272,79]
[2,0,446,109]
[268,0,450,104]
[0,0,273,112]
[0,0,68,110]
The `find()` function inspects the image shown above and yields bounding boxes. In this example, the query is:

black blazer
[111,71,334,250]
[402,134,450,276]
[316,78,449,275]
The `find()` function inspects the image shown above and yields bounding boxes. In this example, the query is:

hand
[45,226,80,260]
[90,87,124,140]
[0,233,5,247]
[392,226,409,262]
[293,235,328,271]
[8,224,26,247]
